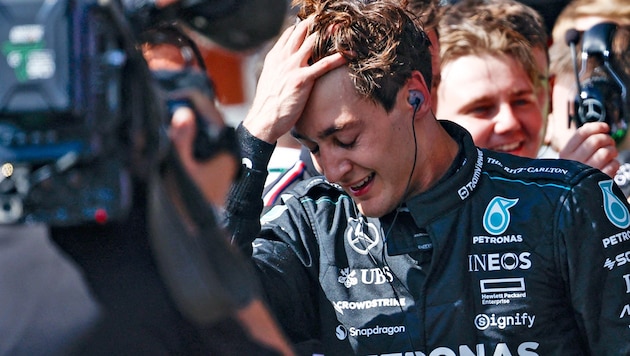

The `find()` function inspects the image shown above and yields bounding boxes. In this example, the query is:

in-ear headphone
[408,90,424,110]
[567,22,629,143]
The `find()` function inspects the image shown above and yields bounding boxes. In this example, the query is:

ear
[405,70,432,115]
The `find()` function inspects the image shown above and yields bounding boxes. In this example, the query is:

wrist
[237,123,276,172]
[241,118,280,145]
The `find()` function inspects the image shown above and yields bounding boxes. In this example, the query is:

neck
[408,119,459,197]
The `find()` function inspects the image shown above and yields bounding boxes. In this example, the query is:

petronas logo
[599,180,630,229]
[483,197,519,235]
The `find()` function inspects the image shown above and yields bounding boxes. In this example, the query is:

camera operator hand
[168,90,238,206]
[141,37,238,203]
[558,121,620,177]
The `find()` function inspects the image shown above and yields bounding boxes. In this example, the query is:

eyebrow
[457,95,494,113]
[466,87,534,104]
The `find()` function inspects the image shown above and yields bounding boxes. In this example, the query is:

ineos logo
[468,252,532,272]
[579,98,606,123]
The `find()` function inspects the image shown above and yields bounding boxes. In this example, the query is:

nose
[493,103,523,133]
[317,149,352,184]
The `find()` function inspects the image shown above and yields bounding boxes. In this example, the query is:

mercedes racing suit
[226,121,630,355]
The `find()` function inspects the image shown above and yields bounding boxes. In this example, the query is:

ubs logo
[338,267,393,288]
[338,268,358,288]
[345,217,381,255]
[483,197,519,235]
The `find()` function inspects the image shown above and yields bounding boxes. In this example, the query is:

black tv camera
[0,0,149,226]
[0,0,287,226]
[567,22,630,143]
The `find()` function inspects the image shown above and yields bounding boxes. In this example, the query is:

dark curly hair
[294,0,433,112]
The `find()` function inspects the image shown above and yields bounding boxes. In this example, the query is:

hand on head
[243,16,346,144]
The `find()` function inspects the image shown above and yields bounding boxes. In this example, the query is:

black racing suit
[226,121,630,355]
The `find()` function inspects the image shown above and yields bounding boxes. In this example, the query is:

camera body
[569,22,629,143]
[0,0,286,226]
[0,0,138,225]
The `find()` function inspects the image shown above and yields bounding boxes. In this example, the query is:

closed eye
[336,138,356,149]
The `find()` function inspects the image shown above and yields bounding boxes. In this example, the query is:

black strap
[148,148,260,325]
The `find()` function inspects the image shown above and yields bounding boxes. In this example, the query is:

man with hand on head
[225,0,630,354]
[262,0,443,212]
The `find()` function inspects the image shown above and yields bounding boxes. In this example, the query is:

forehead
[440,54,534,98]
[294,67,369,138]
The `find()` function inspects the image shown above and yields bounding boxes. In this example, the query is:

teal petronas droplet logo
[599,180,630,229]
[483,196,519,235]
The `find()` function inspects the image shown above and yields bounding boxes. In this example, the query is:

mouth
[349,172,375,195]
[492,141,523,153]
